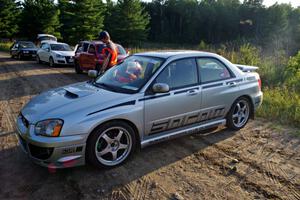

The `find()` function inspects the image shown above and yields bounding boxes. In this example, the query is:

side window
[197,58,231,83]
[83,43,89,52]
[88,45,96,54]
[41,43,46,49]
[155,58,198,90]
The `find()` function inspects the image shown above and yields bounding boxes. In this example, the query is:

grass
[257,88,300,128]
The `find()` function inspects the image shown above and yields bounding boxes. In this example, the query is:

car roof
[37,34,57,39]
[134,50,218,59]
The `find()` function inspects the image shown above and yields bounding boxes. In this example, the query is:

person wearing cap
[98,31,118,72]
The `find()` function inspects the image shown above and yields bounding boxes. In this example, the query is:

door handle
[228,82,237,87]
[187,89,198,96]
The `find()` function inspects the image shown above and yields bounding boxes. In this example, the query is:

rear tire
[226,97,251,130]
[75,61,83,74]
[86,121,136,168]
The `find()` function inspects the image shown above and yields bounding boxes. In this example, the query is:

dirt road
[0,52,299,200]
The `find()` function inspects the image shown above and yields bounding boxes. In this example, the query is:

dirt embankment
[0,52,299,200]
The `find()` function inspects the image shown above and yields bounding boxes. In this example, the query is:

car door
[79,43,90,69]
[86,44,97,69]
[143,58,201,136]
[197,57,240,120]
[39,43,48,61]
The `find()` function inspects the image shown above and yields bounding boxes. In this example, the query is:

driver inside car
[115,61,142,83]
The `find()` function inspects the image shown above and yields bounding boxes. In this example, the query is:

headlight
[23,50,29,53]
[56,54,64,58]
[35,119,63,137]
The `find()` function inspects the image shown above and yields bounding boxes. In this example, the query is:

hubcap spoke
[119,143,128,150]
[97,145,111,156]
[102,133,113,143]
[116,130,124,141]
[111,151,117,161]
[233,113,239,118]
[236,103,241,112]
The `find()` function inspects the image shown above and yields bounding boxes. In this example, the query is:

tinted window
[83,43,89,52]
[197,58,231,83]
[19,42,36,48]
[41,43,48,49]
[155,58,198,90]
[88,45,96,54]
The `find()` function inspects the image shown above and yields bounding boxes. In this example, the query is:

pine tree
[0,0,20,38]
[109,0,150,46]
[20,0,61,40]
[59,0,106,44]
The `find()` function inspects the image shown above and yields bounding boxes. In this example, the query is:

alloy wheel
[232,99,250,128]
[95,127,132,166]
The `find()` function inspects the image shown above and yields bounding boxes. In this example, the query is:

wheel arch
[229,95,255,120]
[86,118,141,148]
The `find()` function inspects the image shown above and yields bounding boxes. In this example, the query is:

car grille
[65,56,74,63]
[20,113,29,128]
[28,143,54,160]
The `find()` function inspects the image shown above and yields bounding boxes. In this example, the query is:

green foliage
[58,0,106,44]
[0,0,20,38]
[108,0,150,45]
[20,0,61,40]
[284,51,300,93]
[257,88,300,128]
[0,41,13,51]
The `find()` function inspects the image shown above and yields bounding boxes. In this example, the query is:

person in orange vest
[98,31,118,73]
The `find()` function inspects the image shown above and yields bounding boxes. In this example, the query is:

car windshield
[19,42,36,48]
[50,44,72,51]
[95,55,165,93]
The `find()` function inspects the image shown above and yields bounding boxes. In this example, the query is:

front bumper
[16,114,86,169]
[54,56,74,65]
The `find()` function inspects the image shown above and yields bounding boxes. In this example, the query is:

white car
[36,41,75,67]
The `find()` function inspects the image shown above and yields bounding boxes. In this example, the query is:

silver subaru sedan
[16,51,263,169]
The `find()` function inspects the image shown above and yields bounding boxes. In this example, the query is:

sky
[263,0,300,7]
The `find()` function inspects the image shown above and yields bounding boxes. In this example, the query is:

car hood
[52,50,74,56]
[21,82,131,123]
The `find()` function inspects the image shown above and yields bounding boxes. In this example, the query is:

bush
[257,87,300,128]
[0,42,13,52]
[284,51,300,93]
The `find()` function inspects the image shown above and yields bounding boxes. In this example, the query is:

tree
[109,0,150,46]
[20,0,61,40]
[58,0,106,44]
[0,0,20,39]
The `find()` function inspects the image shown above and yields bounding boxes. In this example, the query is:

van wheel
[86,121,136,168]
[226,97,251,130]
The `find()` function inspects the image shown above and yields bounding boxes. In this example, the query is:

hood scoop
[64,90,79,99]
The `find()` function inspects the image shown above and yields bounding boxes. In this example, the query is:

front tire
[36,55,41,64]
[86,121,136,168]
[226,97,251,130]
[49,57,55,67]
[74,61,83,74]
[17,53,22,60]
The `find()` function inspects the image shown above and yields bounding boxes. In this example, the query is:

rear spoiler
[235,64,258,72]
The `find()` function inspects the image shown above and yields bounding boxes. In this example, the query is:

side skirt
[141,119,226,148]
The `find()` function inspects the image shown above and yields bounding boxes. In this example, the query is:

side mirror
[46,48,50,52]
[15,44,19,48]
[88,70,98,78]
[152,83,169,93]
